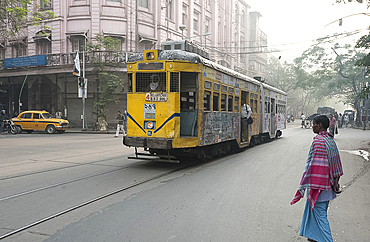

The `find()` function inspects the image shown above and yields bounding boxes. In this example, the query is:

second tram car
[123,40,287,161]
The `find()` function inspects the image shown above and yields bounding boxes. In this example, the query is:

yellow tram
[123,40,287,161]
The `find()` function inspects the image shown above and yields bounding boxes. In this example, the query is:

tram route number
[144,103,156,119]
[145,93,167,102]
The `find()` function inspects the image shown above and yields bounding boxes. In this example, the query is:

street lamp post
[179,25,186,39]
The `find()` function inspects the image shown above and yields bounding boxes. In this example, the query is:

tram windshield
[135,72,166,92]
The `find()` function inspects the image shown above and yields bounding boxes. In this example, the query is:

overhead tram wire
[207,27,369,56]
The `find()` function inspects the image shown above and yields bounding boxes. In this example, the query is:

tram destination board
[138,62,163,70]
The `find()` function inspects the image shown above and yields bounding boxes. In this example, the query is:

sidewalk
[65,127,116,134]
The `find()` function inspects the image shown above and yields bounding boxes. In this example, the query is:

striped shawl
[291,131,343,210]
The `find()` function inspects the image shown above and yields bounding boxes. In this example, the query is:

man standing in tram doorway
[241,102,252,142]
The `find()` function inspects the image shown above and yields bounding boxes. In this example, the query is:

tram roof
[128,50,286,96]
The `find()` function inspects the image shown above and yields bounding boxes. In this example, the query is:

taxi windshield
[42,113,52,119]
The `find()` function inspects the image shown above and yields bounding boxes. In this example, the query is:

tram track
[0,160,198,240]
[0,154,133,181]
[0,160,149,202]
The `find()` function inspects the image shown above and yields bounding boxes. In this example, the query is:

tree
[355,33,370,99]
[293,36,367,124]
[335,0,370,8]
[86,34,125,130]
[265,56,319,116]
[336,0,370,99]
[0,0,55,40]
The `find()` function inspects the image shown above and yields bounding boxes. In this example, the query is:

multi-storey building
[0,0,267,127]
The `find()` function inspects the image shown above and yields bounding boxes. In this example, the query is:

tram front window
[135,72,166,92]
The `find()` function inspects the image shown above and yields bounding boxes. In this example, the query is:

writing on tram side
[145,93,167,102]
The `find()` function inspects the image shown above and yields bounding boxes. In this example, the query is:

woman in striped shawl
[291,115,343,242]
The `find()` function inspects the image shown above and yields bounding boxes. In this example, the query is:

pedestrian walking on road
[301,113,306,128]
[114,111,126,138]
[328,114,336,137]
[291,115,343,242]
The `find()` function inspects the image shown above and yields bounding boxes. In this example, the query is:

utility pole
[135,0,138,52]
[82,49,86,130]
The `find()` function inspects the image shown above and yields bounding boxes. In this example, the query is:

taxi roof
[20,110,49,113]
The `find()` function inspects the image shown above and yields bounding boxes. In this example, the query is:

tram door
[180,72,198,137]
[271,98,276,137]
[240,91,249,141]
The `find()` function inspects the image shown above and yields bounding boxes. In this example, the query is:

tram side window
[221,94,226,111]
[204,91,211,111]
[128,73,133,92]
[221,85,227,92]
[228,95,233,111]
[170,72,179,92]
[254,100,258,113]
[213,93,219,111]
[234,96,239,111]
[250,98,254,112]
[265,102,267,113]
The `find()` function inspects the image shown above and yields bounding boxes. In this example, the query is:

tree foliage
[265,35,368,117]
[336,0,370,99]
[335,0,370,8]
[0,0,55,40]
[86,34,125,122]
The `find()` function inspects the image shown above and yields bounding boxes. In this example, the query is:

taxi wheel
[46,125,56,134]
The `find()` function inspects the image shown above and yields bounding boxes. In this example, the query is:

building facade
[0,0,267,127]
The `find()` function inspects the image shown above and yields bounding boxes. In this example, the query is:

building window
[138,0,148,8]
[193,11,199,32]
[40,0,52,10]
[11,39,27,57]
[182,4,188,25]
[107,0,122,2]
[205,18,210,33]
[71,37,86,52]
[205,0,211,10]
[36,40,51,54]
[0,46,5,60]
[105,36,123,51]
[165,0,173,21]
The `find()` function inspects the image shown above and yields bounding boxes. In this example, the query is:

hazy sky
[247,0,369,61]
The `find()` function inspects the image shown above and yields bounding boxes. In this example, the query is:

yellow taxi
[13,110,69,134]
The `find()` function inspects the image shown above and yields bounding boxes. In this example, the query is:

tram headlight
[144,121,156,129]
[146,52,155,60]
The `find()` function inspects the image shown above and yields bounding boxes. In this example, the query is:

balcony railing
[0,51,137,71]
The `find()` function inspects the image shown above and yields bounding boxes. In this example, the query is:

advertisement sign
[4,55,47,68]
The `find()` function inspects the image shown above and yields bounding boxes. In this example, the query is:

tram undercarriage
[124,131,282,163]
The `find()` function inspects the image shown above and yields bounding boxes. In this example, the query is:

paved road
[0,123,369,241]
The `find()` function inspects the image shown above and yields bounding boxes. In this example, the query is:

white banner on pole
[73,52,81,76]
